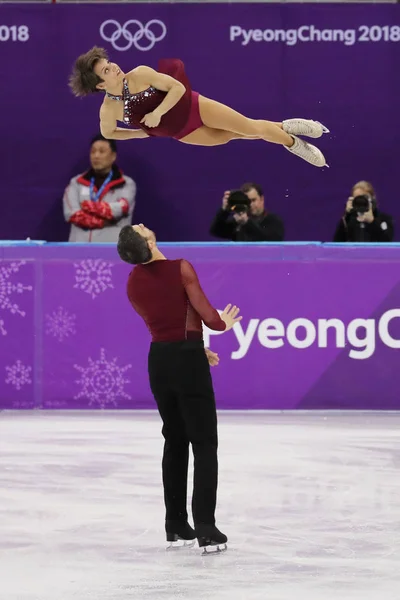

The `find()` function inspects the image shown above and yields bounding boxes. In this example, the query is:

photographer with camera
[209,183,284,242]
[333,181,394,243]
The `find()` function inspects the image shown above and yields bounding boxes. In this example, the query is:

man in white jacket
[63,134,136,242]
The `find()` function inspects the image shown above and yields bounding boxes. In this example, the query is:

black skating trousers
[148,339,219,526]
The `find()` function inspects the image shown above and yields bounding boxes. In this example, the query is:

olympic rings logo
[99,19,167,51]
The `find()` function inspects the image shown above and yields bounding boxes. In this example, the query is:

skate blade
[166,539,196,550]
[315,120,330,134]
[201,543,228,555]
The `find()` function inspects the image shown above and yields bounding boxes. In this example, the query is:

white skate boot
[283,118,330,139]
[285,135,328,168]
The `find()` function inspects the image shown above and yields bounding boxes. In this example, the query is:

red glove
[81,200,113,220]
[70,211,105,229]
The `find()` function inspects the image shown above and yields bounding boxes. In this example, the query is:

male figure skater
[117,224,241,553]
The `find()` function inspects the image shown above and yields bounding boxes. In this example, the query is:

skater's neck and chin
[142,238,166,263]
[131,224,167,264]
[144,247,167,264]
[104,80,124,96]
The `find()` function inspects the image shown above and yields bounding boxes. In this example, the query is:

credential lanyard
[90,171,113,202]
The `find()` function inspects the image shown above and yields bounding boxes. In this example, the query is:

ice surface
[0,410,399,600]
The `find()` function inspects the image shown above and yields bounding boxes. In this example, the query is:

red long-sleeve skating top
[127,259,226,342]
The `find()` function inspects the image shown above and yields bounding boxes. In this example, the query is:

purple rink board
[1,4,400,244]
[1,242,400,410]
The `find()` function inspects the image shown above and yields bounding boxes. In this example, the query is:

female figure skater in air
[69,47,329,167]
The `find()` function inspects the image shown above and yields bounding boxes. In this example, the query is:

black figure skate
[196,525,228,555]
[166,520,196,549]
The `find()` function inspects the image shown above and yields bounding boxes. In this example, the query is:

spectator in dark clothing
[210,182,284,242]
[333,181,394,243]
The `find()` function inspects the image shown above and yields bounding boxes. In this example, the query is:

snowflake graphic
[73,259,114,299]
[44,399,67,409]
[45,306,76,342]
[0,261,33,335]
[73,348,132,409]
[5,360,32,391]
[12,399,35,409]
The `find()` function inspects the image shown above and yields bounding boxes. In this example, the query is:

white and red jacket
[63,166,136,242]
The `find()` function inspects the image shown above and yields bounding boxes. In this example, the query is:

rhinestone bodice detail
[106,79,166,125]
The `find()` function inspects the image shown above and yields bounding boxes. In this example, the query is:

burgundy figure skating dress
[106,59,203,140]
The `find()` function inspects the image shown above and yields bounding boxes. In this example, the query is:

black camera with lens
[349,194,372,216]
[227,190,251,215]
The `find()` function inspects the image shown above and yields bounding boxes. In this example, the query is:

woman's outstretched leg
[197,96,329,167]
[179,127,250,146]
[199,97,292,145]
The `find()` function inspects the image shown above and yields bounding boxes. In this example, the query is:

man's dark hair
[241,182,263,197]
[69,46,108,97]
[91,133,117,154]
[117,226,152,265]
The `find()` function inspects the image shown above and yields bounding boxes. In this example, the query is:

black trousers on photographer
[148,339,218,527]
